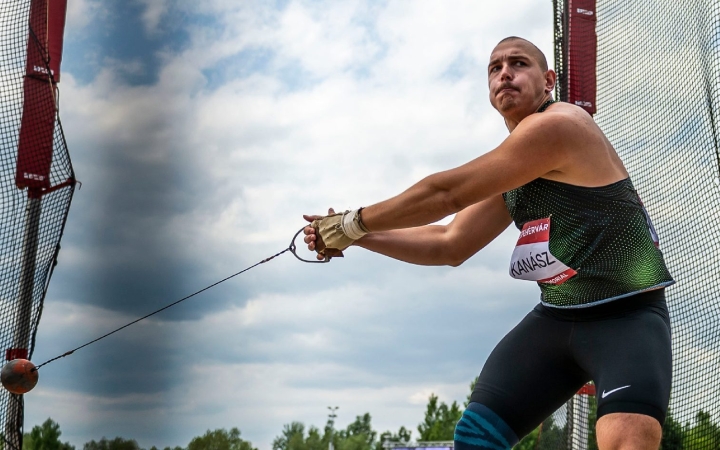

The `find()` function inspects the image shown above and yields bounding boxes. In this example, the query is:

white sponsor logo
[518,222,549,238]
[577,8,594,15]
[601,385,631,399]
[575,101,594,107]
[33,65,54,75]
[23,172,45,181]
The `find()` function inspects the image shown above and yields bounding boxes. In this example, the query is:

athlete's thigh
[470,306,589,439]
[576,303,672,425]
[596,412,662,450]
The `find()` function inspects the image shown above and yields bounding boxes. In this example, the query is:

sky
[18,1,557,447]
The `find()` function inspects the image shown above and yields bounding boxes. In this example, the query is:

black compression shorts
[469,289,672,439]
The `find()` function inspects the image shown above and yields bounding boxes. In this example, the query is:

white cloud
[136,0,171,35]
[65,0,104,31]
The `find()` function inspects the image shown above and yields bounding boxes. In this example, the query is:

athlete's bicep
[433,114,574,210]
[444,194,513,265]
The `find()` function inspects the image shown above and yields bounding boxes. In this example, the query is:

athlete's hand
[302,208,345,260]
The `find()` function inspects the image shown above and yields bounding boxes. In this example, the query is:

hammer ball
[1,359,38,394]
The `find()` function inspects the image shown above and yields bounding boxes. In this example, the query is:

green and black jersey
[502,177,674,308]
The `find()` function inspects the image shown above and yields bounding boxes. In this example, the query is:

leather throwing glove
[311,209,369,258]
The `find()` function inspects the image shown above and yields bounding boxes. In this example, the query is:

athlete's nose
[499,64,514,82]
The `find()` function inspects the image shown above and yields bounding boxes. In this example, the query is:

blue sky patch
[64,1,190,86]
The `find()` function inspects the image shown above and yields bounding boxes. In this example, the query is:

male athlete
[303,37,673,450]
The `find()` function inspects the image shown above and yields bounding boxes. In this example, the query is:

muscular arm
[354,195,513,266]
[304,105,613,261]
[359,112,576,232]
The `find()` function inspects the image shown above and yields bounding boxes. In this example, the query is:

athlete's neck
[537,98,555,113]
[503,95,554,132]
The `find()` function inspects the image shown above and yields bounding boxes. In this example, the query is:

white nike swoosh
[601,385,631,398]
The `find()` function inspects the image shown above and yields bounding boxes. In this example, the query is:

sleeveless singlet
[502,107,674,307]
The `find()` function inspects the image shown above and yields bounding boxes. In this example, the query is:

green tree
[187,428,257,450]
[660,411,684,450]
[683,411,719,450]
[513,416,566,450]
[376,426,411,450]
[417,394,462,441]
[23,418,75,450]
[302,427,325,450]
[537,416,566,450]
[335,414,376,450]
[274,413,381,450]
[513,426,539,450]
[464,377,478,408]
[273,422,327,450]
[83,437,141,450]
[273,422,305,450]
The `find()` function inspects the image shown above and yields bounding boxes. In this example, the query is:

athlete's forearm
[354,225,461,266]
[360,171,464,232]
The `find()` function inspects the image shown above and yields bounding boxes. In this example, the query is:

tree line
[18,381,720,450]
[20,421,255,450]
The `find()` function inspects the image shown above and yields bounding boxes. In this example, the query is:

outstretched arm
[305,195,512,266]
[359,112,572,232]
[303,104,624,261]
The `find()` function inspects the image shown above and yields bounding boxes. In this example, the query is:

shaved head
[494,36,548,72]
[487,35,556,127]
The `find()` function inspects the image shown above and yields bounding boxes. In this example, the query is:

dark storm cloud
[27,0,259,417]
[52,106,212,314]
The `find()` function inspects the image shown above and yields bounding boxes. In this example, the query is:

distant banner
[15,0,67,191]
[567,0,597,115]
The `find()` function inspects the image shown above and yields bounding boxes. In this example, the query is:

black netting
[0,0,74,448]
[541,0,720,449]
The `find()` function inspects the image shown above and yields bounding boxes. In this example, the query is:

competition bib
[509,217,577,285]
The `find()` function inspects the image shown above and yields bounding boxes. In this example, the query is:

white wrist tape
[340,209,369,240]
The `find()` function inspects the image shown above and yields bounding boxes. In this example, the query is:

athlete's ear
[545,69,557,94]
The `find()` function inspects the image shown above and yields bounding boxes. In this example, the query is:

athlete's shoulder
[529,101,594,125]
[549,101,597,122]
[514,102,597,143]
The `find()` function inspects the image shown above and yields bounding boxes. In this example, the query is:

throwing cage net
[532,0,720,449]
[0,0,73,448]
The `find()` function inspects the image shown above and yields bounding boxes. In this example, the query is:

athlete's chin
[496,99,520,114]
[497,94,540,115]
